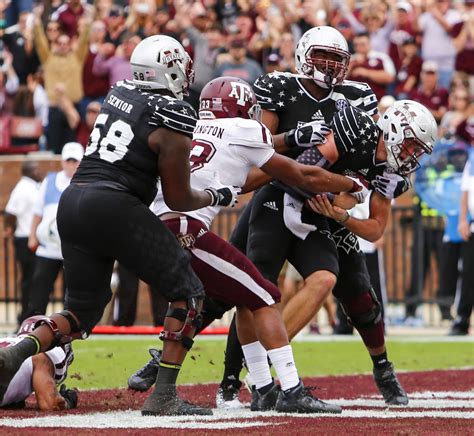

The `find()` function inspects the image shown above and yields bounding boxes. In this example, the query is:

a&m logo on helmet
[228,81,254,107]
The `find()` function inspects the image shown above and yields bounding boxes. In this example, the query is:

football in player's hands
[59,384,78,409]
[205,186,241,207]
[284,121,331,148]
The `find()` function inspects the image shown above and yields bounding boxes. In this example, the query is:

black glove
[372,170,411,199]
[284,121,331,148]
[59,384,78,409]
[204,186,240,207]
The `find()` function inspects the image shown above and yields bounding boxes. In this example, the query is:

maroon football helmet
[199,76,261,120]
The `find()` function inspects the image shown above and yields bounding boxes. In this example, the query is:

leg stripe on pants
[191,247,276,306]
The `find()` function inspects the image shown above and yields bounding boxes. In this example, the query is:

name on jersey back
[194,124,224,139]
[106,95,134,114]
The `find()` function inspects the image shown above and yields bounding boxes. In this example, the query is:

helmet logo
[160,49,183,67]
[228,81,254,107]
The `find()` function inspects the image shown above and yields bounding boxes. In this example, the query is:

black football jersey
[253,72,378,135]
[73,80,197,205]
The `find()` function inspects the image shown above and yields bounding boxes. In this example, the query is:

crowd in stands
[1,0,473,332]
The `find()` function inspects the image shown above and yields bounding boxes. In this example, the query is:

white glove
[347,176,369,204]
[284,121,331,148]
[372,170,411,199]
[204,186,241,207]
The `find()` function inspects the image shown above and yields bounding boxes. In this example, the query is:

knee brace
[342,289,382,330]
[159,297,204,351]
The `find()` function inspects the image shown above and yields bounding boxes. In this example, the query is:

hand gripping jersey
[0,337,73,407]
[153,117,274,228]
[73,80,198,206]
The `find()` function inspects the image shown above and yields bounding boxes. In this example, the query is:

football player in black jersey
[217,26,414,404]
[0,35,239,417]
[245,99,436,408]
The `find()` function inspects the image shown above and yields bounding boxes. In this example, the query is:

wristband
[336,211,350,224]
[284,129,298,148]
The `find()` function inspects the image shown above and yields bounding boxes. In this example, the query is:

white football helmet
[295,26,350,89]
[378,100,437,174]
[130,35,194,100]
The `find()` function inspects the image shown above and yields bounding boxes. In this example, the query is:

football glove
[347,176,369,204]
[59,384,78,409]
[372,170,411,199]
[204,186,241,207]
[284,121,331,148]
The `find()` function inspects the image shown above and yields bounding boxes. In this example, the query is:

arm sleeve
[5,186,25,216]
[33,22,50,64]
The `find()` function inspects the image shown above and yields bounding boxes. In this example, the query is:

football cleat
[373,362,409,405]
[142,386,213,416]
[215,380,245,409]
[128,348,161,392]
[275,381,342,414]
[250,382,280,411]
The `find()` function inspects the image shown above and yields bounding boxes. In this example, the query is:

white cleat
[216,383,246,409]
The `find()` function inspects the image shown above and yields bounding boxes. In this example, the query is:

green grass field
[69,336,474,390]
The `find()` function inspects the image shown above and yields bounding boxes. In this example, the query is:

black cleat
[275,381,342,414]
[141,385,212,416]
[250,383,280,411]
[128,348,162,392]
[215,380,244,409]
[373,362,409,405]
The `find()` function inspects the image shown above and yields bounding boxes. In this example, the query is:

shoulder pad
[149,97,197,138]
[335,80,378,116]
[253,72,293,111]
[228,119,273,148]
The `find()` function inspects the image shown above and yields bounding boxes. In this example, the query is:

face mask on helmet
[300,48,350,88]
[199,76,260,120]
[380,100,437,175]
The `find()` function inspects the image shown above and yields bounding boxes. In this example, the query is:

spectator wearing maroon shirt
[53,0,85,39]
[347,32,396,101]
[79,20,109,119]
[394,36,422,99]
[389,2,418,72]
[76,100,100,147]
[409,60,449,123]
[452,2,474,97]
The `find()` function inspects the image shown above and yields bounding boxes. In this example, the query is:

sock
[371,350,389,369]
[222,316,244,386]
[267,345,299,391]
[154,361,181,395]
[15,335,40,358]
[241,341,272,390]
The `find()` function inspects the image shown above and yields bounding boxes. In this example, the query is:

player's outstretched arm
[31,354,68,411]
[260,153,356,194]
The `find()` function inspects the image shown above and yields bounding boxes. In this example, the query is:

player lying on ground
[0,316,76,411]
[129,75,368,414]
[129,99,437,410]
